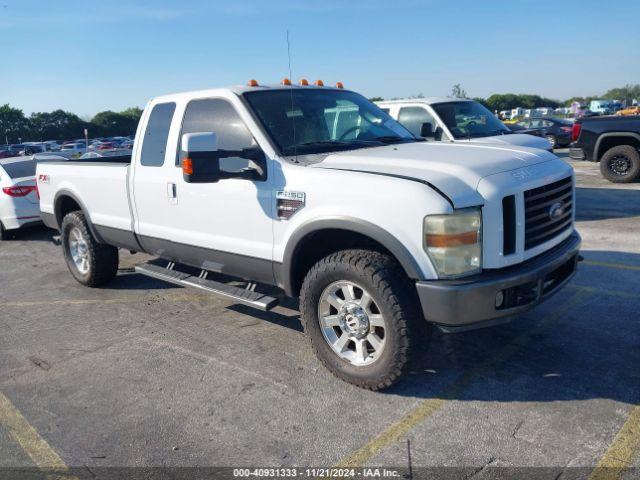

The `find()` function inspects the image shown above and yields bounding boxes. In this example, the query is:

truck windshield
[431,101,511,139]
[243,89,418,156]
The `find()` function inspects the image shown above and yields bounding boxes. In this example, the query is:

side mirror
[181,132,267,184]
[182,132,218,153]
[420,122,434,138]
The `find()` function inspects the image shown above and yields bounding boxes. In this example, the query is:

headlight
[424,208,482,278]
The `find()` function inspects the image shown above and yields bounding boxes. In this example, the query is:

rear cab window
[140,102,176,167]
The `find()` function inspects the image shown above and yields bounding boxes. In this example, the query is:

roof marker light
[335,81,344,89]
[299,78,309,86]
[247,79,259,87]
[281,78,291,86]
[315,80,324,86]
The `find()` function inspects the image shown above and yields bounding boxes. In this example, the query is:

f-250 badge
[276,191,305,220]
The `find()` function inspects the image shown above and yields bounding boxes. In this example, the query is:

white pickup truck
[377,98,553,151]
[38,82,581,390]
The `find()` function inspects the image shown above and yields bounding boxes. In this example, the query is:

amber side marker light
[281,78,291,86]
[315,80,324,86]
[299,78,309,86]
[335,81,344,89]
[247,79,259,87]
[182,158,193,175]
[425,231,479,248]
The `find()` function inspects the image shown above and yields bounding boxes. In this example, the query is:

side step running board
[135,263,279,311]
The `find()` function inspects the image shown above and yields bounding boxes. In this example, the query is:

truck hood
[454,133,552,150]
[311,141,557,208]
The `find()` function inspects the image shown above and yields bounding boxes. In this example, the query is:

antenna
[286,30,298,162]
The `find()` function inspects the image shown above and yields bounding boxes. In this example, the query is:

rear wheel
[0,222,8,241]
[61,211,119,287]
[599,145,640,183]
[300,249,428,390]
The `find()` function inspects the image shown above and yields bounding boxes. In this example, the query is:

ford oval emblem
[549,202,565,220]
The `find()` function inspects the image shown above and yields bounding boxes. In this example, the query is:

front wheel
[599,145,640,183]
[300,249,427,390]
[61,211,119,287]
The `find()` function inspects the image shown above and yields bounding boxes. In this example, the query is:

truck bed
[37,161,133,234]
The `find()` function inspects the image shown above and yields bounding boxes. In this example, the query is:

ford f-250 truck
[37,81,581,390]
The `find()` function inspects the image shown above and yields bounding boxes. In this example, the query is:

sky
[1,0,639,117]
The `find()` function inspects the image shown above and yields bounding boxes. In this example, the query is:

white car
[0,157,41,239]
[60,143,87,155]
[377,98,553,151]
[38,82,580,390]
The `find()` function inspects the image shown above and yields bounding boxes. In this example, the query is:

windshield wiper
[370,136,420,144]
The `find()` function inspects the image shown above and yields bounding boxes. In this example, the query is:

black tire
[300,249,428,391]
[599,145,640,183]
[545,135,557,149]
[0,222,8,241]
[60,211,119,287]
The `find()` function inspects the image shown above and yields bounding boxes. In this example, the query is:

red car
[97,142,115,150]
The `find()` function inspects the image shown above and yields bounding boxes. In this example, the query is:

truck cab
[38,82,581,390]
[377,98,553,151]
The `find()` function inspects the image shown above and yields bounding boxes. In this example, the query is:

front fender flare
[278,217,425,296]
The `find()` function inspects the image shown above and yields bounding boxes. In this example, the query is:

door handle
[167,183,177,205]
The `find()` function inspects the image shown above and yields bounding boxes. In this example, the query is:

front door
[167,97,275,284]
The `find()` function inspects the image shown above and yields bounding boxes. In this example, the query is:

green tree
[0,104,31,143]
[91,111,138,137]
[451,84,467,99]
[368,97,384,102]
[29,110,87,141]
[484,93,560,112]
[602,84,640,105]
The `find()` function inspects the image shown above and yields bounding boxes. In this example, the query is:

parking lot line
[0,391,77,479]
[582,260,640,272]
[336,291,586,468]
[588,405,640,480]
[0,292,208,308]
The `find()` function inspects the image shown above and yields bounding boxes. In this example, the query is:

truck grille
[524,177,573,250]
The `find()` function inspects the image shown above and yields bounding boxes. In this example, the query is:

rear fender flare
[594,132,640,160]
[53,189,105,243]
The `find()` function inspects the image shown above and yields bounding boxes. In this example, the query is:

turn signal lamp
[281,78,292,86]
[299,78,309,86]
[315,80,324,86]
[247,79,259,87]
[335,81,344,89]
[182,158,193,175]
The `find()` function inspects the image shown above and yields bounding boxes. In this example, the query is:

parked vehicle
[377,98,552,151]
[506,122,544,137]
[570,115,640,183]
[80,149,132,160]
[0,154,67,239]
[511,117,573,148]
[59,142,87,156]
[38,82,581,390]
[616,106,640,117]
[589,99,622,115]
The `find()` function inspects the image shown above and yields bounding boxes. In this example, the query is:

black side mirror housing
[420,122,434,138]
[183,148,267,184]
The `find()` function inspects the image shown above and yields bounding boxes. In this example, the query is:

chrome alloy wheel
[69,227,90,274]
[318,281,386,366]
